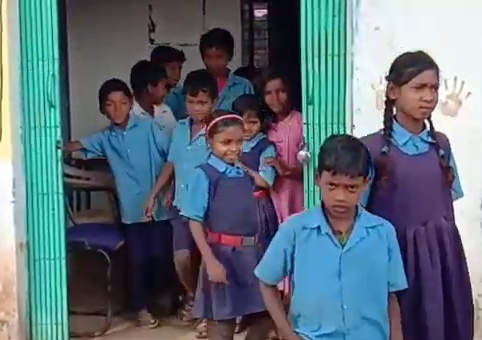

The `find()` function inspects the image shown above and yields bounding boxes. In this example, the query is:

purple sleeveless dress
[363,132,473,340]
[192,163,269,320]
[240,137,279,250]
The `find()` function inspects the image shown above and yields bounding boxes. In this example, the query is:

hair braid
[427,116,454,186]
[374,97,395,184]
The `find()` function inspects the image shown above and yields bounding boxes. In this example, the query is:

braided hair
[375,51,453,186]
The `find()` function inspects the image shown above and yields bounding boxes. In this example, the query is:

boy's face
[164,61,183,87]
[316,171,368,219]
[147,79,169,105]
[186,91,216,123]
[203,47,229,78]
[103,91,132,125]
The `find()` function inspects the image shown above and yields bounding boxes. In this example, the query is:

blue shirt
[180,155,245,222]
[255,206,407,340]
[361,120,464,205]
[242,133,277,187]
[168,117,211,210]
[164,72,254,120]
[79,114,173,223]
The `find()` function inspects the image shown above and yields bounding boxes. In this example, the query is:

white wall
[351,0,482,336]
[67,0,242,139]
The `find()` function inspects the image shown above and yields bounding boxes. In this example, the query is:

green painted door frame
[19,0,69,339]
[301,0,350,208]
[18,0,350,338]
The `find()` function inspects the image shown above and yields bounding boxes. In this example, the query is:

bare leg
[245,313,275,340]
[207,319,237,340]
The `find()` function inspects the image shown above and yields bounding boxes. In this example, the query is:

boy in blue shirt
[64,78,172,328]
[165,28,253,120]
[255,134,407,340]
[130,60,177,134]
[144,69,217,333]
[150,45,186,90]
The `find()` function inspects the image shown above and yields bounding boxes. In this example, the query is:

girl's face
[389,69,439,122]
[242,111,262,140]
[209,125,244,164]
[264,78,289,115]
[203,47,229,78]
[103,91,132,125]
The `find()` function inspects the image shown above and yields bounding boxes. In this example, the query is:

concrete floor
[67,248,247,340]
[84,317,245,340]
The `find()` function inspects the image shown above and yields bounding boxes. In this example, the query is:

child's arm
[388,294,403,340]
[64,132,105,157]
[386,222,408,340]
[238,163,270,189]
[265,157,302,180]
[144,122,175,218]
[190,220,227,284]
[255,222,298,339]
[240,144,277,189]
[181,168,227,283]
[259,282,302,340]
[63,141,83,153]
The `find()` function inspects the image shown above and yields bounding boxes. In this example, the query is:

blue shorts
[171,210,196,252]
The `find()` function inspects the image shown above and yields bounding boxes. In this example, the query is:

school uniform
[255,205,408,340]
[362,120,473,340]
[168,117,210,251]
[164,72,254,120]
[241,133,279,250]
[80,114,173,312]
[131,100,177,135]
[181,155,269,322]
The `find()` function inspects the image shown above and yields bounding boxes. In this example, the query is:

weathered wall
[67,0,242,139]
[0,0,25,337]
[351,0,482,337]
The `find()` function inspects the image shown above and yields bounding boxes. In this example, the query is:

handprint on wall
[439,77,471,118]
[371,77,386,112]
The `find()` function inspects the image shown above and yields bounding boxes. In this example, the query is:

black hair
[377,50,453,185]
[232,94,270,132]
[129,60,167,96]
[206,110,244,138]
[183,69,218,100]
[199,28,235,61]
[234,65,257,82]
[98,78,132,113]
[150,45,186,65]
[317,134,370,178]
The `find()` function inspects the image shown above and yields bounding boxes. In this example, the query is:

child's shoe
[136,309,159,329]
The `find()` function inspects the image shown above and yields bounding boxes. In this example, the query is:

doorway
[18,0,350,338]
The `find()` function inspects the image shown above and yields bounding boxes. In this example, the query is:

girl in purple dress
[180,110,274,340]
[362,51,473,340]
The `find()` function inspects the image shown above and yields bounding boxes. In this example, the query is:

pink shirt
[268,110,304,223]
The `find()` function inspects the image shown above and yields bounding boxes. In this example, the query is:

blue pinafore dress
[192,159,276,320]
[363,132,473,340]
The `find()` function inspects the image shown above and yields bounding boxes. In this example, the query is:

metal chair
[64,162,125,338]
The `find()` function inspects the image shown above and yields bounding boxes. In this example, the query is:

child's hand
[265,157,289,176]
[206,259,228,284]
[143,195,156,221]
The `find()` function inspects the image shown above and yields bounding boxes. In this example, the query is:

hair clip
[381,145,389,154]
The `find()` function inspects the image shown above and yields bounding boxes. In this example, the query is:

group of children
[64,24,474,340]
